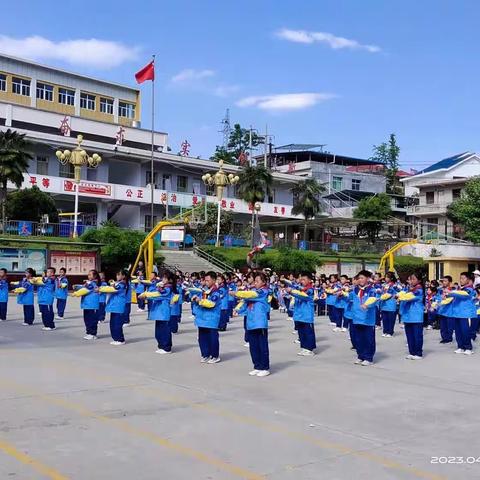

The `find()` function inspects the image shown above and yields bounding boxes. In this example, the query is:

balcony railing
[407,203,449,215]
[1,220,95,238]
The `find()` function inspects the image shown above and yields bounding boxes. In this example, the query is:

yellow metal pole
[147,238,154,277]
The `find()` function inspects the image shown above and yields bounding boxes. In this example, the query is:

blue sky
[1,0,479,170]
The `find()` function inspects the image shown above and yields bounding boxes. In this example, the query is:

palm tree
[237,164,273,243]
[291,178,325,242]
[0,129,33,232]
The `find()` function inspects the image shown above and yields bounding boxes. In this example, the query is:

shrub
[394,256,427,282]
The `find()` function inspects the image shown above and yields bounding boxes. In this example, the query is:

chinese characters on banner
[50,251,97,275]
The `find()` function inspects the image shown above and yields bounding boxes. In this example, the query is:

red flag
[135,60,155,84]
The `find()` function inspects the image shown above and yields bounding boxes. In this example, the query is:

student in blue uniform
[133,270,146,312]
[74,270,100,340]
[348,270,378,366]
[380,271,398,337]
[227,273,237,319]
[333,275,349,332]
[145,271,175,354]
[37,267,56,331]
[438,275,455,344]
[15,268,35,325]
[399,273,424,359]
[217,274,229,331]
[326,274,340,326]
[105,269,129,345]
[97,272,108,322]
[55,267,68,320]
[288,272,316,356]
[169,275,181,334]
[0,268,9,321]
[472,287,480,342]
[449,272,476,355]
[122,277,132,327]
[191,271,222,363]
[234,272,271,376]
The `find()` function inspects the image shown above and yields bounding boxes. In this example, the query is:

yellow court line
[0,379,265,480]
[0,438,69,480]
[0,353,448,480]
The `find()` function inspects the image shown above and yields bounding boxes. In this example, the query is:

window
[100,97,114,114]
[144,215,157,231]
[146,171,158,187]
[162,174,171,190]
[58,88,75,106]
[119,101,135,119]
[452,188,462,200]
[351,179,361,191]
[86,167,97,181]
[267,188,276,204]
[80,93,96,110]
[36,82,53,101]
[332,176,343,191]
[0,74,6,92]
[426,191,435,204]
[12,77,30,96]
[59,162,74,178]
[434,261,444,280]
[36,156,49,175]
[176,175,188,192]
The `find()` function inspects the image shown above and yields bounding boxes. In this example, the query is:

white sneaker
[405,354,415,360]
[207,357,221,364]
[249,369,260,376]
[361,360,373,366]
[291,330,297,335]
[329,322,336,326]
[412,355,423,360]
[426,325,433,330]
[155,349,172,354]
[341,327,347,332]
[463,349,474,355]
[110,341,126,346]
[55,316,63,320]
[400,324,405,329]
[22,322,30,326]
[83,334,97,340]
[200,356,210,363]
[297,349,315,356]
[293,339,300,344]
[256,370,270,377]
[354,359,363,365]
[385,334,392,338]
[332,327,341,332]
[454,348,465,354]
[123,323,130,328]
[243,342,250,348]
[375,326,382,330]
[381,333,386,337]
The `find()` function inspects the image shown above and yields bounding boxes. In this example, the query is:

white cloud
[236,93,336,111]
[276,28,381,53]
[213,84,240,97]
[170,68,215,83]
[0,35,139,69]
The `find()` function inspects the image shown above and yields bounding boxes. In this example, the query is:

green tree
[237,164,273,241]
[81,224,146,273]
[211,124,261,165]
[353,193,392,244]
[290,178,325,241]
[195,203,233,239]
[5,186,59,223]
[264,247,323,273]
[447,177,480,243]
[0,129,33,231]
[371,133,400,194]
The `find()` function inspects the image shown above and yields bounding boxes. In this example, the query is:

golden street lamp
[56,134,102,238]
[202,159,239,247]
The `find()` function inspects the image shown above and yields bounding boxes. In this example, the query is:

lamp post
[202,160,239,247]
[56,134,102,238]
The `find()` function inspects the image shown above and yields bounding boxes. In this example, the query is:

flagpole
[150,54,155,230]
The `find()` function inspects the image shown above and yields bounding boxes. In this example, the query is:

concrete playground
[0,299,478,480]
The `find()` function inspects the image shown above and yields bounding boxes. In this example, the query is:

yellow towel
[141,280,152,285]
[234,300,245,311]
[59,283,68,289]
[364,297,377,306]
[450,290,469,296]
[72,287,90,297]
[171,294,180,304]
[398,292,415,301]
[30,277,45,286]
[235,290,258,299]
[199,299,215,308]
[440,297,453,305]
[291,289,308,297]
[13,287,26,294]
[131,279,140,284]
[99,286,116,293]
[380,293,392,301]
[10,281,19,286]
[142,291,160,298]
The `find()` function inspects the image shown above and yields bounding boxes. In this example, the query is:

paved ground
[0,300,479,480]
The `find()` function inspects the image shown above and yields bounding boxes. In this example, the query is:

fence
[1,220,94,238]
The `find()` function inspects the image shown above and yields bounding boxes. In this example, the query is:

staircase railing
[193,246,233,272]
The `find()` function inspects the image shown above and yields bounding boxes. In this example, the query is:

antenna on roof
[219,108,231,148]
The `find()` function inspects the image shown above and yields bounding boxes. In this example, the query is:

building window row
[118,101,135,119]
[80,92,96,110]
[12,77,31,96]
[36,82,54,101]
[58,87,75,106]
[100,97,114,114]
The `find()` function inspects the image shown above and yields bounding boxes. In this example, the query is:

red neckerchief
[409,284,422,293]
[203,284,217,299]
[302,283,313,292]
[357,285,367,300]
